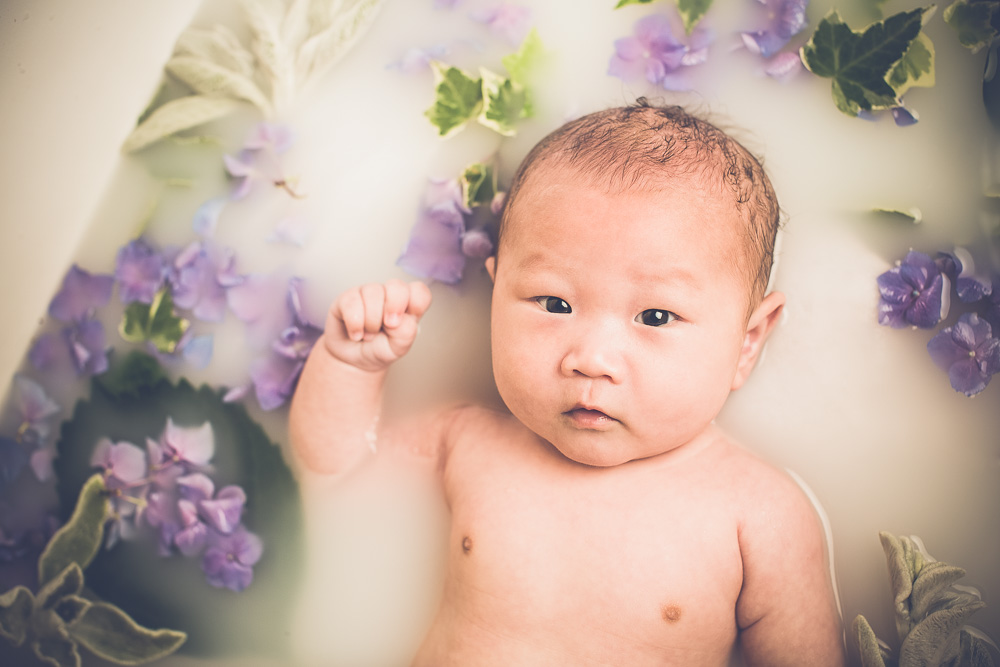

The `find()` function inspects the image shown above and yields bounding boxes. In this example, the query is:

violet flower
[891,106,919,127]
[64,318,110,376]
[397,200,467,284]
[169,241,237,323]
[608,13,712,91]
[115,238,166,304]
[877,250,950,329]
[12,375,59,447]
[936,247,993,304]
[48,265,114,323]
[740,0,809,59]
[31,265,113,376]
[470,4,532,45]
[91,438,147,486]
[226,272,293,347]
[927,313,1000,396]
[143,488,181,556]
[202,526,263,592]
[223,122,297,200]
[192,198,227,238]
[157,418,215,471]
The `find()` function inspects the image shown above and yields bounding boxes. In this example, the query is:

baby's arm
[735,472,846,666]
[289,280,432,475]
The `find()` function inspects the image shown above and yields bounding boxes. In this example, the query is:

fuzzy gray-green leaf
[173,25,255,77]
[910,562,967,621]
[165,56,272,114]
[38,475,107,586]
[899,600,986,666]
[800,8,929,116]
[68,601,186,665]
[295,0,385,84]
[33,632,80,667]
[122,95,241,153]
[0,586,34,645]
[37,563,84,611]
[853,615,888,667]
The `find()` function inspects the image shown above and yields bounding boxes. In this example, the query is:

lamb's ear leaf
[165,55,272,114]
[899,600,986,666]
[853,615,888,667]
[878,531,914,639]
[37,563,85,610]
[909,561,967,621]
[122,95,241,153]
[38,475,108,586]
[67,601,186,665]
[33,631,81,667]
[0,586,35,645]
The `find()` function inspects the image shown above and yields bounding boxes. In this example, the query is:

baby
[290,101,845,665]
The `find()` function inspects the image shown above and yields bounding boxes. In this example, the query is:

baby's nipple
[461,536,473,554]
[661,604,682,623]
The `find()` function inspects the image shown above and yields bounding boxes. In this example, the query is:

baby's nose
[559,320,625,383]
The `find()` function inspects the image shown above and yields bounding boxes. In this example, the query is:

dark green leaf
[68,601,185,665]
[461,163,496,209]
[0,586,34,645]
[95,350,170,400]
[478,68,527,136]
[614,0,657,7]
[943,0,1000,52]
[678,0,714,33]
[118,289,190,354]
[37,564,84,611]
[870,207,923,224]
[800,8,929,116]
[424,62,483,137]
[38,476,107,586]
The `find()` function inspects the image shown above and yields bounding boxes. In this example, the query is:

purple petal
[906,272,949,328]
[180,334,214,369]
[927,326,969,371]
[634,14,680,52]
[250,354,304,411]
[948,358,989,396]
[29,332,65,371]
[244,122,294,154]
[14,375,59,429]
[952,312,988,350]
[741,30,786,58]
[30,447,56,482]
[177,472,215,502]
[192,198,227,237]
[774,0,808,39]
[116,239,166,304]
[877,267,915,305]
[223,383,251,403]
[174,519,208,557]
[764,51,804,81]
[461,227,494,258]
[49,265,114,323]
[471,4,532,45]
[899,250,938,290]
[65,320,109,375]
[169,242,231,323]
[424,177,469,213]
[273,324,322,360]
[163,418,215,467]
[891,107,919,127]
[91,438,147,484]
[198,485,246,534]
[877,300,909,328]
[397,209,468,284]
[144,490,179,530]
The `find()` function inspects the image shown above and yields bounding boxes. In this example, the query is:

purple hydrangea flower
[64,319,110,376]
[388,45,451,75]
[608,13,713,91]
[470,4,532,45]
[249,354,305,411]
[143,488,181,556]
[740,0,809,58]
[202,526,263,592]
[397,199,467,284]
[115,238,165,304]
[764,51,804,81]
[223,123,297,200]
[891,106,919,127]
[877,250,951,329]
[12,375,59,446]
[927,312,1000,396]
[936,247,993,304]
[91,438,147,485]
[48,265,114,323]
[169,241,236,323]
[461,227,494,258]
[226,272,293,347]
[159,418,215,470]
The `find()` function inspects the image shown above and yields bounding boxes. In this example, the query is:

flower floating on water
[877,250,950,329]
[223,122,301,200]
[608,13,713,91]
[927,312,1000,396]
[170,241,238,323]
[116,238,166,304]
[936,247,994,304]
[471,3,532,45]
[740,0,809,59]
[30,265,113,376]
[89,417,261,591]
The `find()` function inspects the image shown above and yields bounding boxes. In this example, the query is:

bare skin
[290,164,846,665]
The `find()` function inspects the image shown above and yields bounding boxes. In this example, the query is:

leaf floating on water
[122,95,241,153]
[295,0,386,86]
[118,289,190,354]
[943,0,1000,53]
[67,601,186,665]
[852,615,889,667]
[677,0,714,34]
[241,0,287,103]
[800,8,930,116]
[887,31,935,98]
[425,61,483,138]
[174,25,256,78]
[478,67,527,136]
[38,475,108,586]
[165,56,272,115]
[870,207,923,224]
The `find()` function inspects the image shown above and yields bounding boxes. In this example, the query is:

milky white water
[2,0,998,665]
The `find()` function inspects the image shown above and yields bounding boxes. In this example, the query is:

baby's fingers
[406,281,432,320]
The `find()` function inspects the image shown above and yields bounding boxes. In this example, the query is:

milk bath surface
[0,0,998,665]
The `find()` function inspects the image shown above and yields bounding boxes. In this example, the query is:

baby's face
[489,165,755,466]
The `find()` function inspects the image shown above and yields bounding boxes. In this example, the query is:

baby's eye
[536,296,572,314]
[636,309,676,327]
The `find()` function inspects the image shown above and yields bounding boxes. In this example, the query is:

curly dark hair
[498,98,781,310]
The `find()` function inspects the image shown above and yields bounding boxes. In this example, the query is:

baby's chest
[445,451,744,645]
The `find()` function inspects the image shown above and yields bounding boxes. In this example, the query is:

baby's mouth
[563,405,617,430]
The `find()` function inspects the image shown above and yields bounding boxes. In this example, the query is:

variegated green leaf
[68,601,186,665]
[478,67,527,136]
[944,0,1000,53]
[38,475,107,586]
[122,95,241,153]
[502,28,547,85]
[614,0,658,7]
[461,162,497,210]
[888,31,935,97]
[425,61,483,137]
[678,0,714,33]
[165,55,272,114]
[119,288,190,354]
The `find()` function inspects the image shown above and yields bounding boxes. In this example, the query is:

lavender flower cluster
[91,418,262,592]
[877,248,1000,396]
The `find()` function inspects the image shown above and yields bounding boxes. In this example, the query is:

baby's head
[485,100,786,467]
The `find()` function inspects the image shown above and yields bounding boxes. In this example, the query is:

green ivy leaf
[678,0,714,33]
[614,0,657,7]
[888,32,936,97]
[118,288,190,354]
[478,68,527,136]
[943,0,1000,52]
[38,476,108,587]
[800,8,930,116]
[67,601,186,665]
[0,586,34,645]
[425,61,483,138]
[502,28,546,85]
[461,162,497,210]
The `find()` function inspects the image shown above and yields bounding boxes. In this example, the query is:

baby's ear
[485,256,497,282]
[731,291,785,390]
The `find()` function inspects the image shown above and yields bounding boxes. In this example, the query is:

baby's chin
[546,437,647,468]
